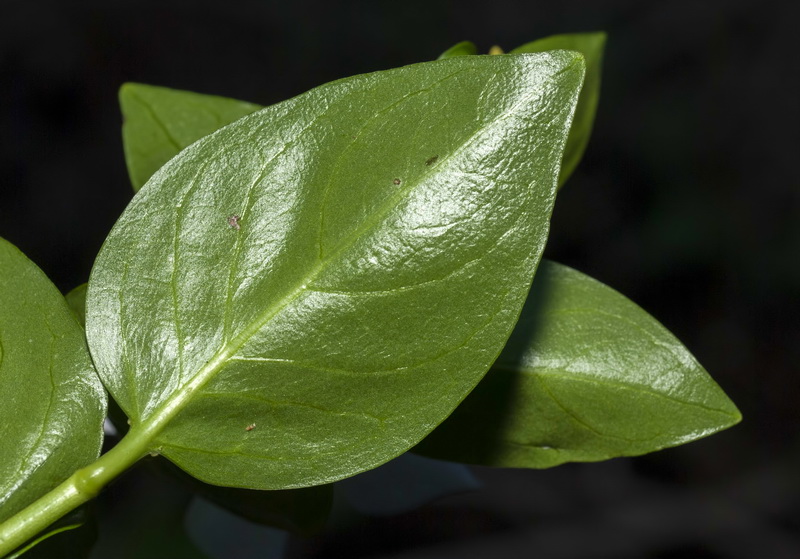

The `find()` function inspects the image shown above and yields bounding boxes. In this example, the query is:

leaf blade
[415,259,741,467]
[511,32,606,186]
[88,52,585,489]
[436,41,478,59]
[120,83,263,191]
[0,238,106,524]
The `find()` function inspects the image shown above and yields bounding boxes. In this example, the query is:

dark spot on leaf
[393,178,401,185]
[425,155,438,166]
[228,215,241,230]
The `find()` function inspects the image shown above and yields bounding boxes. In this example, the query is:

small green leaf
[65,283,87,327]
[120,83,263,191]
[511,32,606,187]
[437,41,478,60]
[0,238,106,524]
[415,260,741,467]
[87,52,585,489]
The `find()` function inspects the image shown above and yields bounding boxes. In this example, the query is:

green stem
[0,427,152,557]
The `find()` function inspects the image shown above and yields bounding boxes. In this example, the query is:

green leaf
[0,238,106,524]
[415,259,741,468]
[65,283,87,327]
[511,32,606,187]
[120,83,263,191]
[87,52,585,489]
[437,41,478,60]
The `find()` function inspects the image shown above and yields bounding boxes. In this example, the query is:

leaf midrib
[491,362,739,418]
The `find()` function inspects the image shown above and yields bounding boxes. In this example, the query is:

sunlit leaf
[87,52,585,489]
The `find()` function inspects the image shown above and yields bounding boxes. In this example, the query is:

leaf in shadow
[415,259,741,467]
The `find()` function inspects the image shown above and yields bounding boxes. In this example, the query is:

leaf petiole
[0,428,152,557]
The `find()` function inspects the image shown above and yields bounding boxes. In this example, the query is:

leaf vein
[197,391,386,425]
[127,89,182,151]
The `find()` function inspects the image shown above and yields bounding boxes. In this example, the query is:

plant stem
[0,427,152,557]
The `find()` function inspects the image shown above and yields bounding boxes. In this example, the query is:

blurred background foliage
[1,1,797,557]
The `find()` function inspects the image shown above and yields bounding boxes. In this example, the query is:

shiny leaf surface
[0,238,106,523]
[512,32,606,186]
[415,260,741,467]
[120,83,262,191]
[87,52,584,489]
[437,41,478,59]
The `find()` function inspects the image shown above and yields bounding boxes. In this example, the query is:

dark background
[1,1,798,557]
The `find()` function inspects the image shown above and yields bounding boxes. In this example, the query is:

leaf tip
[118,81,144,103]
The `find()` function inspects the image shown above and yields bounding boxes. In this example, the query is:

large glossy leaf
[511,32,606,187]
[87,52,585,489]
[415,259,741,467]
[436,41,478,59]
[120,83,263,191]
[0,238,106,523]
